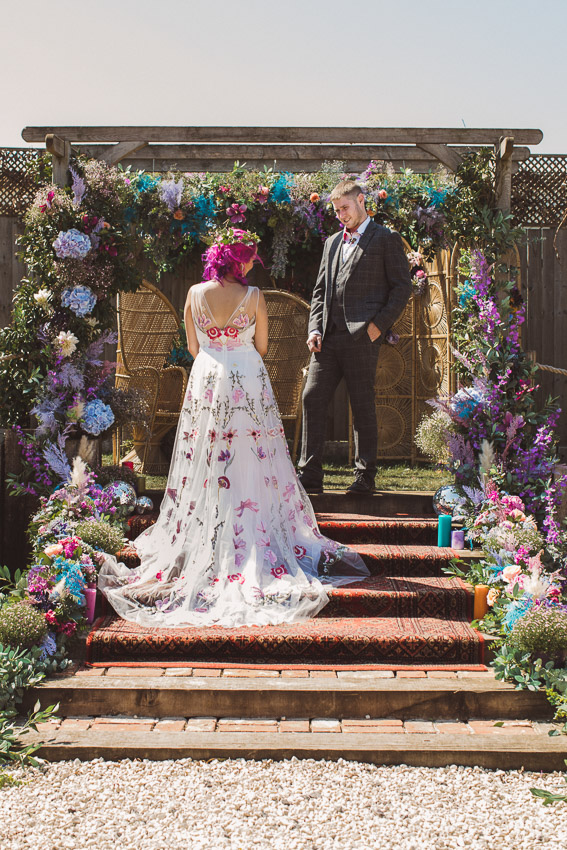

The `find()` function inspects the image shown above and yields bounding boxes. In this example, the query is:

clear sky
[1,0,565,154]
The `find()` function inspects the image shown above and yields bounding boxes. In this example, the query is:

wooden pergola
[21,126,543,213]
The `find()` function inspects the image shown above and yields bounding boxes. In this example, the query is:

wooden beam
[71,143,533,164]
[46,134,71,187]
[45,134,67,158]
[103,158,452,174]
[21,126,545,146]
[495,136,515,213]
[97,141,147,165]
[416,143,463,172]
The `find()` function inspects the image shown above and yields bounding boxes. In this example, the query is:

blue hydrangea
[450,387,485,421]
[271,174,291,203]
[52,228,92,260]
[38,631,57,660]
[81,399,115,436]
[50,556,87,604]
[61,284,97,317]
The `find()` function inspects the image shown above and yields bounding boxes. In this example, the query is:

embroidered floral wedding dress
[99,284,369,627]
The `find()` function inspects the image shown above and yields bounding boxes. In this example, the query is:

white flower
[34,288,53,310]
[56,330,79,357]
[84,317,99,328]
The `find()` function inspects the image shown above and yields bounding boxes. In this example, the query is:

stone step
[321,576,472,620]
[24,672,550,721]
[25,726,565,771]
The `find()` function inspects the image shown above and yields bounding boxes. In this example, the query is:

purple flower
[226,203,247,223]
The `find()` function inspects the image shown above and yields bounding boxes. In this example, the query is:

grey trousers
[299,328,381,485]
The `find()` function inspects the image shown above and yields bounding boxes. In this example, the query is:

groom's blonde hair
[329,180,365,202]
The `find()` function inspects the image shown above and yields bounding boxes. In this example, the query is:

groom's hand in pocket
[307,332,322,353]
[367,321,381,343]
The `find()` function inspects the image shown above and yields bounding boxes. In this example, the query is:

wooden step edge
[23,680,552,721]
[26,730,567,771]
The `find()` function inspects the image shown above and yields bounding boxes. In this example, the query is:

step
[322,576,472,620]
[24,672,549,721]
[317,514,438,545]
[85,614,483,665]
[115,543,458,578]
[24,726,565,771]
[143,489,437,519]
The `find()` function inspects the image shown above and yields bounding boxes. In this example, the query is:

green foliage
[509,606,567,657]
[75,519,125,556]
[0,700,59,766]
[0,602,47,650]
[0,565,29,604]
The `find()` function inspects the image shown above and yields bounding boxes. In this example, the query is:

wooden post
[494,136,514,213]
[46,133,71,186]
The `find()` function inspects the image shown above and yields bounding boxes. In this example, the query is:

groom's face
[332,193,366,231]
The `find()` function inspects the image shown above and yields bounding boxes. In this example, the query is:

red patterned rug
[92,509,484,669]
[86,614,483,666]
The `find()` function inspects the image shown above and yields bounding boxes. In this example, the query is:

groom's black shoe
[347,472,376,495]
[298,473,323,495]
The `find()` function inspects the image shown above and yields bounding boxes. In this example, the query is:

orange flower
[173,209,184,220]
[310,192,320,203]
[378,189,388,200]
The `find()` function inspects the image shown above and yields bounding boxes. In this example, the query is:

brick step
[317,515,438,545]
[321,575,472,619]
[24,671,550,721]
[25,725,564,771]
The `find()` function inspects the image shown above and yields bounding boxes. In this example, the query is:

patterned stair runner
[87,509,483,667]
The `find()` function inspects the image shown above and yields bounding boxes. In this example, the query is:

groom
[298,180,412,495]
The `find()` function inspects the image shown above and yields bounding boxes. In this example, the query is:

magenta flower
[226,203,247,223]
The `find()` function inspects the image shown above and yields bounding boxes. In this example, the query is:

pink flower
[271,565,288,579]
[228,573,245,583]
[226,203,247,223]
[232,388,244,403]
[502,564,522,584]
[235,553,245,567]
[264,549,278,565]
[294,545,307,559]
[487,588,499,606]
[218,476,230,489]
[156,571,163,581]
[224,326,238,338]
[207,326,222,339]
[378,189,388,200]
[204,388,213,402]
[45,610,58,625]
[236,499,259,516]
[44,543,64,558]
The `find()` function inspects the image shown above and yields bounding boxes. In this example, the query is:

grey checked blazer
[308,220,412,340]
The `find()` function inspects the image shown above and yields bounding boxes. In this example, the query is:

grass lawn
[103,455,450,493]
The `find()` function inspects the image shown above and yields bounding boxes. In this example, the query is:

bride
[99,227,369,627]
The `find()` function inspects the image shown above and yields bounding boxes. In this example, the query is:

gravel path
[1,758,567,849]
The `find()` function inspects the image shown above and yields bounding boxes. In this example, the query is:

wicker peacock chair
[113,280,189,475]
[263,290,311,462]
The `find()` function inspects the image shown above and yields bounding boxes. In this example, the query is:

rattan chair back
[263,290,310,420]
[117,279,181,375]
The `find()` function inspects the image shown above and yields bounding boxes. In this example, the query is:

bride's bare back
[184,279,268,358]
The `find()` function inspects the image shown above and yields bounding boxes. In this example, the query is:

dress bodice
[191,283,258,352]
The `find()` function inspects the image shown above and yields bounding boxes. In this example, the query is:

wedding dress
[99,283,369,627]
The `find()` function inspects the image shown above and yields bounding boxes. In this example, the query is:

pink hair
[202,236,261,287]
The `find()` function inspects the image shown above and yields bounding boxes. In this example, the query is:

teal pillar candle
[437,514,452,547]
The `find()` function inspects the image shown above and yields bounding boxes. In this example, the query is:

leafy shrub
[509,604,567,658]
[0,603,47,650]
[75,519,125,555]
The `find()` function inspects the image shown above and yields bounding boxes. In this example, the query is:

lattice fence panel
[512,154,567,227]
[0,148,41,216]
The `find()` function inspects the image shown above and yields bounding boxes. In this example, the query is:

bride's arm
[183,288,200,359]
[254,290,268,357]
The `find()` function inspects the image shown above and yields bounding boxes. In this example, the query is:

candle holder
[85,586,97,624]
[437,514,452,547]
[451,529,465,550]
